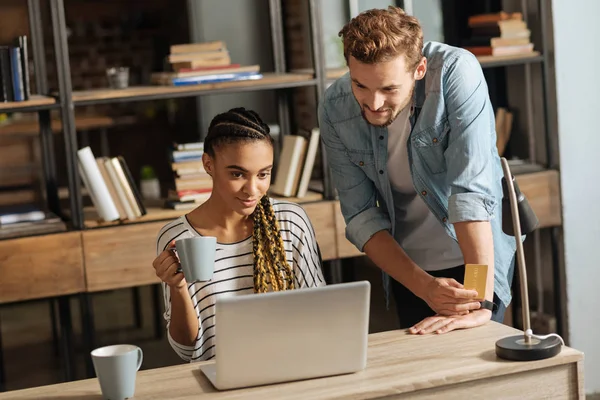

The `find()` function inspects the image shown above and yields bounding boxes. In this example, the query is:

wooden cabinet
[334,201,363,259]
[301,201,337,261]
[82,222,165,292]
[0,232,85,304]
[516,170,562,228]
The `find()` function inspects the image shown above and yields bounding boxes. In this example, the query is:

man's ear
[202,153,213,176]
[414,56,427,81]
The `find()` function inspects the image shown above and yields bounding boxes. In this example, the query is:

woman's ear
[202,153,213,176]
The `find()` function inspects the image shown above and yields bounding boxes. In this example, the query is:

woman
[153,107,326,362]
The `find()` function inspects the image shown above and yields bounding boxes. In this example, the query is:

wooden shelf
[70,73,316,106]
[83,190,324,228]
[0,95,58,113]
[0,114,133,137]
[323,52,543,81]
[477,51,543,68]
[326,67,349,81]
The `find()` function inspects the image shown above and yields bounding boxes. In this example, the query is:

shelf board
[71,73,316,106]
[0,114,127,137]
[477,51,543,68]
[326,67,349,81]
[84,190,324,229]
[0,95,58,113]
[323,52,543,81]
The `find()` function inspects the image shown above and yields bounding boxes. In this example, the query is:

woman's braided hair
[204,107,296,293]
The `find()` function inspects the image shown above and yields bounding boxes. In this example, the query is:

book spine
[10,47,24,102]
[18,36,31,100]
[0,47,14,102]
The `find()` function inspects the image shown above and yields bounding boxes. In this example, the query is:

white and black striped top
[156,199,326,362]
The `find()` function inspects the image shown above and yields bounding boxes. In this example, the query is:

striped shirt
[156,199,326,362]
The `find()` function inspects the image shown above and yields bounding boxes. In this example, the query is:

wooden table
[0,322,584,399]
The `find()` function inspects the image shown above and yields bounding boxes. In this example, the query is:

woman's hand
[153,240,187,289]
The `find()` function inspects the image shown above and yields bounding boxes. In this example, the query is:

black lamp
[495,157,564,361]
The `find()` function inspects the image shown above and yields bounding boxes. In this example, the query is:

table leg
[0,315,5,392]
[79,293,96,379]
[57,296,75,381]
[132,287,143,329]
[152,285,163,340]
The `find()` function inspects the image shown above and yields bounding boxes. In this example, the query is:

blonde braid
[251,197,296,292]
[262,198,295,290]
[252,204,270,293]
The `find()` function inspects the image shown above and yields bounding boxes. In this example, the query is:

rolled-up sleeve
[443,51,499,223]
[318,101,390,251]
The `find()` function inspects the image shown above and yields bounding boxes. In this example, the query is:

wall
[551,0,600,394]
[186,0,276,135]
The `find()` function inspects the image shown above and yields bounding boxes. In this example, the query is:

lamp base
[495,335,562,361]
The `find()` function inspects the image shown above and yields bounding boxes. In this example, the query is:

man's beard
[361,88,414,128]
[361,108,400,127]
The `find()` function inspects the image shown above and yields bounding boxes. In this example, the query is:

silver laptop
[199,281,371,390]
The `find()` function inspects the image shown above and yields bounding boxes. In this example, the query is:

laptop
[198,281,371,390]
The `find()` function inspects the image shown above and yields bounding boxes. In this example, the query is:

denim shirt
[318,41,517,307]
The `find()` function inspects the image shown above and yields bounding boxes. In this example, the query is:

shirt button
[379,135,384,140]
[432,138,438,143]
[421,190,427,196]
[359,161,364,166]
[379,170,384,175]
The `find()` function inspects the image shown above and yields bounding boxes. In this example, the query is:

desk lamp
[495,157,564,361]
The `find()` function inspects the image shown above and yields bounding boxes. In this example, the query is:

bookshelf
[82,190,324,229]
[0,95,57,112]
[0,0,330,386]
[69,73,317,106]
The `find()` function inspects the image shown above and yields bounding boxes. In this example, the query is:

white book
[296,128,321,198]
[270,135,307,197]
[77,147,120,222]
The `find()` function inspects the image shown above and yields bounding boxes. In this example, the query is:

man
[318,6,516,334]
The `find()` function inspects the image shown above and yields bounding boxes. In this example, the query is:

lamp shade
[501,175,539,236]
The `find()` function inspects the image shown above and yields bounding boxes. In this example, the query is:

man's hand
[421,277,482,316]
[409,309,492,335]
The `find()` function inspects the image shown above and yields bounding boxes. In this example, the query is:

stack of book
[167,142,212,210]
[151,40,263,86]
[462,12,535,57]
[0,35,31,102]
[77,146,147,223]
[0,204,65,240]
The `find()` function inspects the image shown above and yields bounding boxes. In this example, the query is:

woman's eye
[231,172,243,178]
[258,172,271,179]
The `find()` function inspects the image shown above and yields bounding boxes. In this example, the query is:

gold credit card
[463,264,488,301]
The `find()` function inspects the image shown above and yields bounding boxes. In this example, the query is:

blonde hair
[252,196,295,292]
[204,108,296,293]
[339,6,423,71]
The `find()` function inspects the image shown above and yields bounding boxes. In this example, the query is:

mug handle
[136,347,143,371]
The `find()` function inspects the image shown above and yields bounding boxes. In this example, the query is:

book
[77,146,120,222]
[270,135,308,197]
[170,72,263,86]
[296,128,320,198]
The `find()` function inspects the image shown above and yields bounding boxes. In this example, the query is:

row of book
[77,146,147,223]
[0,35,32,102]
[462,12,535,57]
[151,40,263,86]
[167,142,212,211]
[270,128,320,198]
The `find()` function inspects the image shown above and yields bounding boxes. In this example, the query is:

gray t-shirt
[386,107,464,271]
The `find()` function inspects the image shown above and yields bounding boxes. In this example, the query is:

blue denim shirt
[318,41,517,307]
